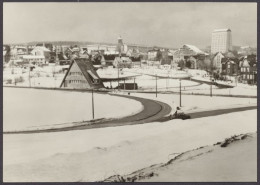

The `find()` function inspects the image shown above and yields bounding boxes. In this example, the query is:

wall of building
[63,62,91,89]
[213,53,224,72]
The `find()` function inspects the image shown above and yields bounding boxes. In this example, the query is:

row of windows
[68,80,84,83]
[243,74,254,80]
[241,67,250,72]
[24,58,44,61]
[69,72,82,76]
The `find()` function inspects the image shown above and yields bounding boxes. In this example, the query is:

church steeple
[117,35,124,56]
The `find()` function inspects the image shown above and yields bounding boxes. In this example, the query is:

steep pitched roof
[223,51,236,59]
[60,58,104,89]
[31,46,50,52]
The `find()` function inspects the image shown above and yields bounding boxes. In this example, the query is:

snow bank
[186,69,208,77]
[105,133,257,182]
[3,110,257,182]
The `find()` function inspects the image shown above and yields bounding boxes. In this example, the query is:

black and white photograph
[2,2,257,182]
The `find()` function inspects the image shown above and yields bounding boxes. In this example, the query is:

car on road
[170,113,191,120]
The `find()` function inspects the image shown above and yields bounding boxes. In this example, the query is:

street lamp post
[29,67,31,88]
[210,78,214,97]
[252,71,254,85]
[118,67,120,90]
[92,88,95,119]
[134,78,136,90]
[210,83,212,97]
[179,79,182,107]
[156,74,158,97]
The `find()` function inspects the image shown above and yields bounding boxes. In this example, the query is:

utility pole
[156,75,158,97]
[29,67,31,87]
[179,79,182,107]
[252,71,254,85]
[134,78,136,90]
[166,77,167,91]
[118,67,120,90]
[92,88,95,119]
[210,80,212,97]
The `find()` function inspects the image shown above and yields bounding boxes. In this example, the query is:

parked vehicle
[170,113,191,120]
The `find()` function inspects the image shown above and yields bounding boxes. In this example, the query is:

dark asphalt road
[156,105,257,122]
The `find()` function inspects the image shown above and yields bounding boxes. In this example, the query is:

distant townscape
[3,28,257,90]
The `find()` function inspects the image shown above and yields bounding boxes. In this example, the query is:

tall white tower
[211,29,232,54]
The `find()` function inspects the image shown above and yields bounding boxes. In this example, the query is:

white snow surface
[103,76,199,90]
[3,110,257,182]
[3,88,143,131]
[3,66,257,97]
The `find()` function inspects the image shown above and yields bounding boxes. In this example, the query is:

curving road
[3,87,257,135]
[4,94,172,134]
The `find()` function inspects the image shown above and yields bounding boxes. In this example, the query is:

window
[70,72,82,76]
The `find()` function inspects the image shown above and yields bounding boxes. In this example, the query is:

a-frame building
[60,58,104,89]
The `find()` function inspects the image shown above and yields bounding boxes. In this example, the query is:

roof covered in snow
[181,44,208,56]
[223,51,237,59]
[213,28,231,32]
[23,55,45,59]
[31,46,50,53]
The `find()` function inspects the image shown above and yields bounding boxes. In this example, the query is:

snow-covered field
[3,87,143,131]
[183,85,257,96]
[96,68,140,79]
[103,76,200,90]
[3,110,257,182]
[123,68,191,78]
[3,66,66,88]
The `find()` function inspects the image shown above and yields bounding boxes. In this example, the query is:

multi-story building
[220,51,239,76]
[211,29,232,54]
[212,52,225,73]
[147,48,160,61]
[239,55,257,84]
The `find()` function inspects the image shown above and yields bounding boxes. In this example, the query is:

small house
[239,55,257,84]
[212,52,225,72]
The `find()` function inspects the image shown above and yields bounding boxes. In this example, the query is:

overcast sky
[3,2,257,48]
